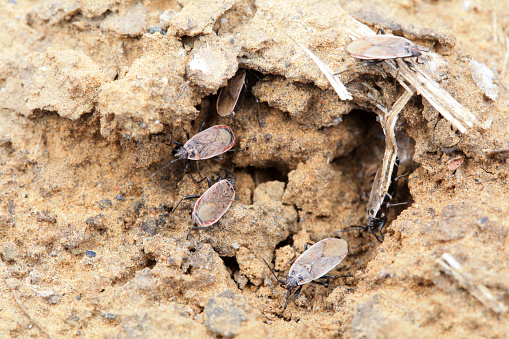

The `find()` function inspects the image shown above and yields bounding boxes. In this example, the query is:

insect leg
[279,285,303,317]
[311,280,338,288]
[195,161,204,181]
[335,60,384,75]
[187,218,223,240]
[289,244,297,265]
[254,95,263,130]
[222,169,236,180]
[198,122,206,132]
[334,226,368,235]
[170,194,201,214]
[186,223,216,240]
[182,160,191,175]
[371,216,387,242]
[312,273,353,287]
[320,274,353,279]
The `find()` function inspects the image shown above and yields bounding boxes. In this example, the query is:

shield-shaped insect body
[217,69,246,117]
[264,238,348,317]
[170,176,237,239]
[337,158,406,242]
[192,178,236,227]
[175,125,235,161]
[286,238,348,287]
[150,125,235,179]
[364,159,401,242]
[346,35,422,60]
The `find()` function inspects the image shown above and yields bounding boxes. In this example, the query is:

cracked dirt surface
[1,0,508,338]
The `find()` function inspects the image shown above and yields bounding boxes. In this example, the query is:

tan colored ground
[1,0,508,338]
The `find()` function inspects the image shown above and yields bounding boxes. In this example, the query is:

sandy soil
[1,0,508,338]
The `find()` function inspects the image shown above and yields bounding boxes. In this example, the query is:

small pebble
[85,250,96,258]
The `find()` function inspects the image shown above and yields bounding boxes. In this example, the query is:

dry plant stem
[500,36,509,84]
[292,39,353,101]
[437,253,508,314]
[387,59,476,133]
[377,87,414,197]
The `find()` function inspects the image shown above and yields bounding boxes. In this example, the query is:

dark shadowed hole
[145,257,157,269]
[220,256,240,279]
[275,235,294,250]
[140,251,157,269]
[246,166,288,185]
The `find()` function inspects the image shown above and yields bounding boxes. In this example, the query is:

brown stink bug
[150,125,235,178]
[337,30,424,75]
[346,34,422,61]
[170,175,236,238]
[338,158,411,242]
[217,69,246,118]
[217,69,264,130]
[263,238,349,317]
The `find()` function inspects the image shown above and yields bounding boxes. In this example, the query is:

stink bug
[170,175,236,238]
[217,69,264,130]
[263,238,349,317]
[337,30,424,75]
[217,69,246,118]
[346,34,422,61]
[150,125,235,178]
[339,158,409,242]
[173,125,235,161]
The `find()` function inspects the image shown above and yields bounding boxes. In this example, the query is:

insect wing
[217,69,246,117]
[347,36,417,60]
[290,238,348,285]
[366,168,383,219]
[192,179,235,226]
[186,125,235,160]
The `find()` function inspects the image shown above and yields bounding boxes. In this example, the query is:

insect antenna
[149,158,182,179]
[386,201,412,208]
[262,258,285,284]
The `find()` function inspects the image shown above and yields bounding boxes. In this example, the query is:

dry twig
[292,38,353,101]
[437,253,508,314]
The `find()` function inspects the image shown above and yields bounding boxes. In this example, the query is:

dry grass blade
[292,39,353,101]
[377,86,414,197]
[389,59,477,133]
[437,253,508,314]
